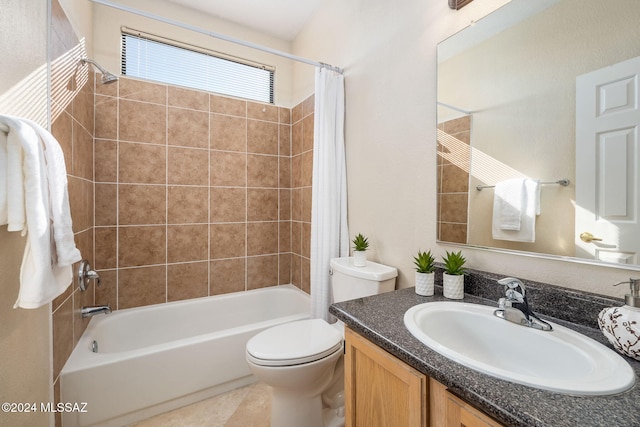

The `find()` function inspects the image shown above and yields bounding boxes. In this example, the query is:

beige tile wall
[94,77,314,309]
[437,116,470,243]
[291,95,314,293]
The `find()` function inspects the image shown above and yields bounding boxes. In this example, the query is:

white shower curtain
[310,67,349,321]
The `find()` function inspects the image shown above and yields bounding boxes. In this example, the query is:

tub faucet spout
[81,305,111,318]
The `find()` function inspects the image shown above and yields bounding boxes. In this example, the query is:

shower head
[99,72,119,85]
[80,58,118,84]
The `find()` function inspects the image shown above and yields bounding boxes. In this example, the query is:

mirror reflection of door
[575,56,640,264]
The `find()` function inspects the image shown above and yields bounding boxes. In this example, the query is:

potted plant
[413,250,435,296]
[352,233,369,267]
[442,250,466,299]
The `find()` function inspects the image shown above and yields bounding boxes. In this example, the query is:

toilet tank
[330,257,398,303]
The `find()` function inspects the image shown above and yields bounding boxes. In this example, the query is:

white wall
[59,0,94,57]
[292,0,633,298]
[91,0,300,107]
[0,2,53,426]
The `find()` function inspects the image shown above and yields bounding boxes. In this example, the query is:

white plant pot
[353,251,367,267]
[415,272,435,296]
[443,273,464,299]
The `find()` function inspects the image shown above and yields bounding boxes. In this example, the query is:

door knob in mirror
[580,232,603,243]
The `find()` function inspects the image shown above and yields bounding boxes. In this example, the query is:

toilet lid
[246,319,343,367]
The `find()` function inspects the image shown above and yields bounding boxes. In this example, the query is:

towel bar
[476,178,570,191]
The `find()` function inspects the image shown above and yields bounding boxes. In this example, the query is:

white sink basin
[404,302,635,395]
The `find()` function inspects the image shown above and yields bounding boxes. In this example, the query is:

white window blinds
[121,29,275,104]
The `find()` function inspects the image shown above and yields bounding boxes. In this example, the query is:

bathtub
[60,285,310,427]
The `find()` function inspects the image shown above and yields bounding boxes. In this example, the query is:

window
[448,0,474,9]
[121,28,275,104]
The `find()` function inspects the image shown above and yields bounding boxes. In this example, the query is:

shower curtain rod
[89,0,343,74]
[437,101,473,115]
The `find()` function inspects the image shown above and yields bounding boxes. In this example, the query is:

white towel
[6,123,26,232]
[0,127,7,225]
[0,115,81,309]
[494,178,525,231]
[25,118,81,266]
[492,178,540,243]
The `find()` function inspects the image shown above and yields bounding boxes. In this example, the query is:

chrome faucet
[494,277,552,331]
[81,304,111,318]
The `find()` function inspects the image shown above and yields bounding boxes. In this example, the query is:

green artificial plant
[442,250,466,275]
[413,250,435,274]
[352,233,370,252]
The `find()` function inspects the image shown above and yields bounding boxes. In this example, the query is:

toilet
[246,257,398,427]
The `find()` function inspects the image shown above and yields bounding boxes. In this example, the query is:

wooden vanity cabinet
[344,326,427,426]
[344,327,504,427]
[444,390,504,427]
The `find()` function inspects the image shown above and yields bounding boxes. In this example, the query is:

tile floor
[129,382,271,427]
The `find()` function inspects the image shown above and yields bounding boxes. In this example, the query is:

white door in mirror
[576,55,640,264]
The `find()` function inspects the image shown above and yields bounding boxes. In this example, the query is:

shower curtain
[310,67,349,321]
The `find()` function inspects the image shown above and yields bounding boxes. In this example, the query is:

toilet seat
[247,319,343,367]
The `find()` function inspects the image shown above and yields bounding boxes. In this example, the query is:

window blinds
[121,28,275,104]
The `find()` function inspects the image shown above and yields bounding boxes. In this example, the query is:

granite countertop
[329,287,640,427]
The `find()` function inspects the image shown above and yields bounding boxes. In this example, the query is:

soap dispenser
[597,278,640,361]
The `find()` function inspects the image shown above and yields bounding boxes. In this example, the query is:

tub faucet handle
[78,259,101,291]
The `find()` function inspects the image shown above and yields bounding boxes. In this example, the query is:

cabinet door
[446,392,503,427]
[429,377,448,426]
[344,327,427,427]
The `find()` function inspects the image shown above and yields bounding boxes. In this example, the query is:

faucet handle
[505,288,525,303]
[86,269,101,286]
[497,277,526,301]
[498,277,525,290]
[77,259,102,291]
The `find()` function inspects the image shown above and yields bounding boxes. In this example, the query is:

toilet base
[248,348,343,427]
[271,390,324,427]
[321,357,345,427]
[323,406,346,427]
[268,359,346,427]
[270,389,345,427]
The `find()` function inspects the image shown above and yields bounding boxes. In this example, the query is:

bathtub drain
[92,340,98,353]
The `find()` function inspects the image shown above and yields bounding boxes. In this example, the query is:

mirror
[437,0,640,268]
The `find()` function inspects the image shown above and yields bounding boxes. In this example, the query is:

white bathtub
[60,285,310,427]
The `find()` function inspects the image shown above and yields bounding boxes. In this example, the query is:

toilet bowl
[246,257,398,427]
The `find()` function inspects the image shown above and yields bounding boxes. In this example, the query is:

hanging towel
[494,178,525,231]
[0,127,7,225]
[492,178,540,243]
[0,114,81,309]
[4,122,26,232]
[26,118,81,265]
